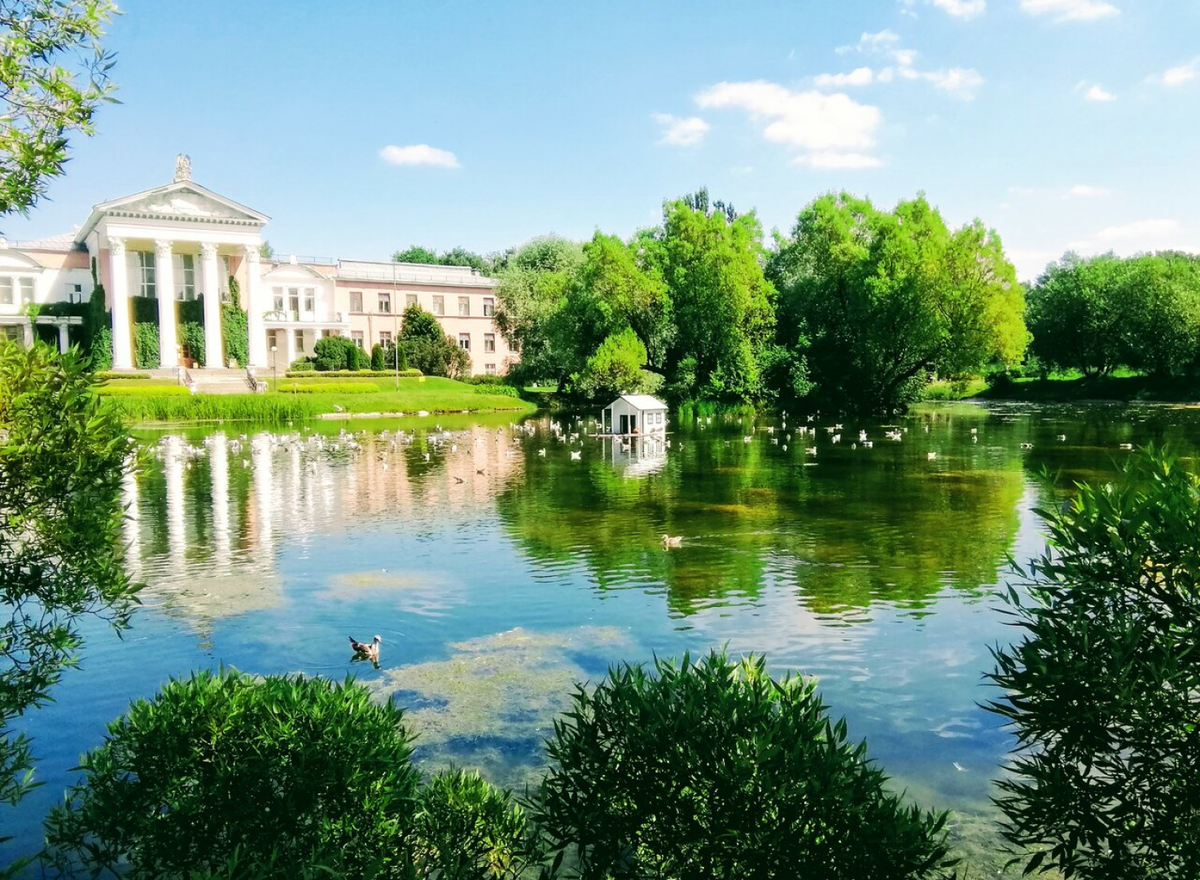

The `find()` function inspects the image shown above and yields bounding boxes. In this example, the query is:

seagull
[927,452,938,460]
[570,450,582,461]
[349,634,381,665]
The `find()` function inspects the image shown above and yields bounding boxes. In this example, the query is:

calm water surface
[5,401,1198,871]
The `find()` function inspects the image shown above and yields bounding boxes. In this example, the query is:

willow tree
[770,193,1026,415]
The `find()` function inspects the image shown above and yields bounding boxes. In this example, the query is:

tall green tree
[647,196,775,402]
[1,343,138,873]
[0,0,118,219]
[770,193,1026,414]
[1026,253,1126,377]
[392,245,439,264]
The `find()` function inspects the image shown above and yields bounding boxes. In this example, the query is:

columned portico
[201,242,223,367]
[108,237,134,369]
[154,240,178,367]
[246,246,267,368]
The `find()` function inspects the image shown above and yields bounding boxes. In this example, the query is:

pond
[3,401,1196,873]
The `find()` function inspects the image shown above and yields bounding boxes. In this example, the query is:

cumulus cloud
[814,67,875,88]
[792,151,884,169]
[695,80,882,169]
[1020,0,1119,21]
[653,113,710,146]
[379,144,460,168]
[1150,57,1200,87]
[1093,219,1179,242]
[836,29,902,55]
[931,0,987,18]
[1082,83,1116,101]
[914,67,986,98]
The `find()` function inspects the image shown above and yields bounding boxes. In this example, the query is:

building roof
[3,231,81,252]
[613,394,668,410]
[75,179,270,244]
[336,259,497,288]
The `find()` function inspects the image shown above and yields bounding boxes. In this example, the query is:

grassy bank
[99,376,536,423]
[959,371,1200,404]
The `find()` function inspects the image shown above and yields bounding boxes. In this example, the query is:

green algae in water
[372,626,633,786]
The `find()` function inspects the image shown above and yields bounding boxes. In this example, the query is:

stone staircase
[186,368,262,395]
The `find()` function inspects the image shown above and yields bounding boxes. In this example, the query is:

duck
[349,634,381,664]
[661,534,683,548]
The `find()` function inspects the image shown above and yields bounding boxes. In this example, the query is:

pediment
[77,181,270,243]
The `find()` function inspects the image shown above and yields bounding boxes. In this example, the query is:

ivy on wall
[221,276,248,367]
[179,297,205,367]
[133,323,160,369]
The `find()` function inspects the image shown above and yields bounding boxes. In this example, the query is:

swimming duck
[349,634,381,664]
[661,534,683,548]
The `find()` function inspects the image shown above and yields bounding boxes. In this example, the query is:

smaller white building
[601,394,668,435]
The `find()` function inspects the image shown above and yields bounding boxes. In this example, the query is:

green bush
[289,358,313,370]
[534,650,956,880]
[475,384,520,398]
[371,343,386,371]
[284,369,422,379]
[313,335,359,372]
[221,289,248,367]
[179,320,205,367]
[94,371,151,380]
[44,669,422,879]
[987,447,1200,879]
[132,323,159,370]
[96,384,190,397]
[276,382,378,394]
[287,360,315,372]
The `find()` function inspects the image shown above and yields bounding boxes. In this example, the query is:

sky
[4,0,1199,280]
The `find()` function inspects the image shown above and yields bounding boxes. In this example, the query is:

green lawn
[101,375,535,423]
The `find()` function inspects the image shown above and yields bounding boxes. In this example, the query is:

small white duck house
[601,394,668,435]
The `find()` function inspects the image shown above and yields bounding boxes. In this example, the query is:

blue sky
[6,0,1198,280]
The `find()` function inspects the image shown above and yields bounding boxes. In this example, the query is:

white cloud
[379,144,460,168]
[837,29,902,55]
[1065,184,1111,198]
[1061,218,1199,263]
[1020,0,1119,21]
[792,151,884,169]
[1093,219,1179,242]
[653,113,710,146]
[814,67,875,88]
[919,67,985,98]
[695,80,882,168]
[931,0,987,19]
[1150,57,1200,87]
[1083,83,1116,101]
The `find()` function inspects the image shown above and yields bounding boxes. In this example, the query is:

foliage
[258,240,273,259]
[474,383,521,398]
[132,321,159,369]
[312,334,359,372]
[371,343,385,371]
[534,650,956,879]
[44,669,423,879]
[401,303,445,343]
[221,293,248,368]
[987,447,1200,880]
[571,327,648,402]
[769,192,1026,415]
[287,360,314,373]
[179,321,205,366]
[1028,252,1200,378]
[393,245,439,264]
[96,383,189,397]
[400,305,470,378]
[85,259,111,369]
[0,0,118,218]
[94,370,150,380]
[284,369,423,379]
[275,381,379,394]
[0,343,138,870]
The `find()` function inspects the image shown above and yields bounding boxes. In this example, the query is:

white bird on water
[570,450,582,461]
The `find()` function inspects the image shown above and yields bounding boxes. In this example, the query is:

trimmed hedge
[475,384,521,398]
[96,385,191,398]
[95,371,152,380]
[287,361,315,373]
[283,369,423,379]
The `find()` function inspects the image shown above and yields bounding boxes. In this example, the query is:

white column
[201,243,224,368]
[284,325,296,366]
[121,462,141,581]
[22,320,33,347]
[57,322,70,353]
[210,432,231,567]
[155,240,178,368]
[108,237,133,369]
[164,435,186,575]
[245,246,267,367]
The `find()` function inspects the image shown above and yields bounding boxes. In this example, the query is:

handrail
[245,366,266,393]
[176,366,197,394]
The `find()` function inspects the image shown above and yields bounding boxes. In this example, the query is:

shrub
[371,343,386,371]
[987,447,1200,879]
[275,382,378,394]
[313,335,355,371]
[475,384,520,398]
[289,358,313,370]
[45,670,422,879]
[94,371,152,380]
[534,650,956,880]
[287,360,315,372]
[284,369,422,379]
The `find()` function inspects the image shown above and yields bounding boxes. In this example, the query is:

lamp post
[270,345,277,390]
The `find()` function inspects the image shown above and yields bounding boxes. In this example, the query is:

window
[484,333,496,353]
[288,287,300,315]
[378,292,392,314]
[137,251,156,298]
[180,254,196,300]
[0,278,12,305]
[485,363,497,376]
[432,295,445,316]
[458,333,470,351]
[294,330,305,354]
[19,278,32,303]
[267,329,282,352]
[379,331,392,346]
[458,296,470,316]
[351,330,364,349]
[67,282,84,304]
[483,297,495,317]
[1,325,23,345]
[349,290,363,312]
[406,293,418,308]
[273,287,285,313]
[304,288,315,313]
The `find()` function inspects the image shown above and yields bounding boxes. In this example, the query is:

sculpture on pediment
[174,153,192,182]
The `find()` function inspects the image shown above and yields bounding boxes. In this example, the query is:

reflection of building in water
[124,425,526,632]
[601,434,668,478]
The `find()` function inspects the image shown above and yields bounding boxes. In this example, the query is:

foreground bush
[988,447,1200,879]
[45,670,422,878]
[534,651,956,880]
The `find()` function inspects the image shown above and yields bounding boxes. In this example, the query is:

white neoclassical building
[0,155,516,376]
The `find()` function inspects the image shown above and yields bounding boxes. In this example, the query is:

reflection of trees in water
[497,418,1028,618]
